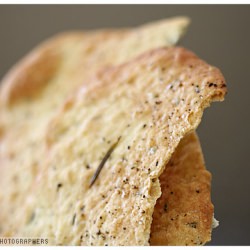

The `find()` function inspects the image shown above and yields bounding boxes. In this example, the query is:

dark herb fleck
[127,146,130,150]
[187,222,197,228]
[155,101,162,105]
[28,211,35,224]
[156,160,159,166]
[164,203,168,212]
[123,178,129,184]
[196,190,200,193]
[72,214,76,225]
[57,183,63,191]
[89,136,121,187]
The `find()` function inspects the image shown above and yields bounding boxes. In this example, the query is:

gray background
[0,5,249,245]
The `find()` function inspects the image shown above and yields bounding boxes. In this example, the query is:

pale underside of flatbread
[151,131,213,245]
[0,17,189,236]
[12,47,226,245]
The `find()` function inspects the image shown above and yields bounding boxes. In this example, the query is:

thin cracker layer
[151,132,213,245]
[20,47,226,245]
[0,17,189,236]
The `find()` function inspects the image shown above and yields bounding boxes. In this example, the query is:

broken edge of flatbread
[151,131,213,245]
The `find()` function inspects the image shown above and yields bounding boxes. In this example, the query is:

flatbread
[151,132,213,245]
[0,17,189,237]
[0,16,189,106]
[13,47,226,245]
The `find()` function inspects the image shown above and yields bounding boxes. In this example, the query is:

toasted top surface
[15,47,226,245]
[0,17,189,237]
[0,16,189,106]
[151,132,213,246]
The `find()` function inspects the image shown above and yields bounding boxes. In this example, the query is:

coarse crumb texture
[151,132,213,245]
[0,17,189,237]
[10,47,226,245]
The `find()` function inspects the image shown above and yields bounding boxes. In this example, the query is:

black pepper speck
[57,183,63,191]
[164,203,168,212]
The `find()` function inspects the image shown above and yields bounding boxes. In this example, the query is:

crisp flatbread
[14,47,226,245]
[151,132,213,245]
[0,18,226,245]
[0,17,189,105]
[0,17,189,237]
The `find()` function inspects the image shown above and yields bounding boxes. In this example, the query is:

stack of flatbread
[0,17,226,245]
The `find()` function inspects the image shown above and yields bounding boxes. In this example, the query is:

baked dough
[8,47,226,245]
[0,18,226,246]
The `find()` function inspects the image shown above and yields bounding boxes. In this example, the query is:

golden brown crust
[151,132,213,245]
[0,38,61,106]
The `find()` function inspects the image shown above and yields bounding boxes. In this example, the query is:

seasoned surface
[11,47,226,245]
[151,132,213,245]
[0,17,189,238]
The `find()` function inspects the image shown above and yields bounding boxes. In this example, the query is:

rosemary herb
[89,136,121,187]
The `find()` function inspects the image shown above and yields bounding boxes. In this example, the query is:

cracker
[151,132,213,245]
[19,47,226,245]
[0,17,189,237]
[0,16,189,105]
